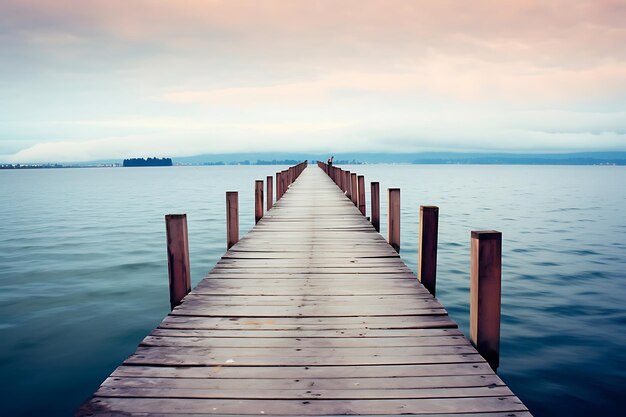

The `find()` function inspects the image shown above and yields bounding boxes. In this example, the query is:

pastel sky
[1,0,625,162]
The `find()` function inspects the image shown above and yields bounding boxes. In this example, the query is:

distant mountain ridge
[170,151,626,165]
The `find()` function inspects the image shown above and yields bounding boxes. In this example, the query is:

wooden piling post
[350,173,358,206]
[388,188,400,252]
[357,175,366,216]
[470,230,502,372]
[276,172,282,200]
[255,180,263,224]
[282,170,288,196]
[345,171,352,200]
[371,182,380,232]
[226,192,239,249]
[418,206,439,296]
[266,175,273,210]
[339,169,344,191]
[165,214,191,310]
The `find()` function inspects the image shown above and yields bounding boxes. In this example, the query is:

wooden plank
[159,315,458,330]
[180,294,441,304]
[148,328,465,339]
[123,354,484,367]
[79,397,528,415]
[175,299,443,309]
[102,374,505,390]
[82,408,531,417]
[130,344,478,357]
[140,335,471,348]
[81,411,532,417]
[95,385,515,400]
[111,363,497,379]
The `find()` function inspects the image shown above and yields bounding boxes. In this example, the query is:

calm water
[0,165,624,416]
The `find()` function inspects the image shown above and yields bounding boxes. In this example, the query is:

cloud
[3,120,354,162]
[0,1,625,161]
[5,110,625,162]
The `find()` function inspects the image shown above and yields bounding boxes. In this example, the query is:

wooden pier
[77,164,531,416]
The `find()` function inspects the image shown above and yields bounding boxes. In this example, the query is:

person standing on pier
[327,156,334,167]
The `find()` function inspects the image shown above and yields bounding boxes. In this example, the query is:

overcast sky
[1,0,625,162]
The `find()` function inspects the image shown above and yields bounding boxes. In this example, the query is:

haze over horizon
[1,0,625,163]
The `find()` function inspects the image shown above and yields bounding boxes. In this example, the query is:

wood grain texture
[76,164,530,417]
[418,205,439,296]
[255,180,264,224]
[470,230,502,372]
[165,214,191,310]
[226,191,239,249]
[371,181,380,232]
[266,175,273,210]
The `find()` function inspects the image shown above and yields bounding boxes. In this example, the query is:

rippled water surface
[1,165,624,416]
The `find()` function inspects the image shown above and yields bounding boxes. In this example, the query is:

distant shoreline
[4,151,626,169]
[2,161,625,170]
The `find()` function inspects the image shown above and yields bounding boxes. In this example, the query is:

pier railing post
[388,188,401,252]
[276,172,282,200]
[350,173,358,206]
[358,175,366,216]
[255,180,263,224]
[470,230,502,372]
[226,192,239,249]
[266,175,273,210]
[371,182,380,232]
[418,206,439,296]
[165,214,191,310]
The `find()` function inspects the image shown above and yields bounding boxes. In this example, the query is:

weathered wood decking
[77,166,531,416]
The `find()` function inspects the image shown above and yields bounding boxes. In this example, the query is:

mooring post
[358,175,366,216]
[255,180,263,224]
[350,173,358,206]
[226,191,239,249]
[371,182,380,232]
[282,170,288,196]
[339,169,344,191]
[345,171,352,199]
[470,230,502,372]
[418,206,439,296]
[276,172,282,200]
[165,214,191,310]
[266,175,273,210]
[388,188,401,252]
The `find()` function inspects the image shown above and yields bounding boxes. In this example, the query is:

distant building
[123,157,173,167]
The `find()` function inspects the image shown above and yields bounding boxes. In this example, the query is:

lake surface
[0,165,624,416]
